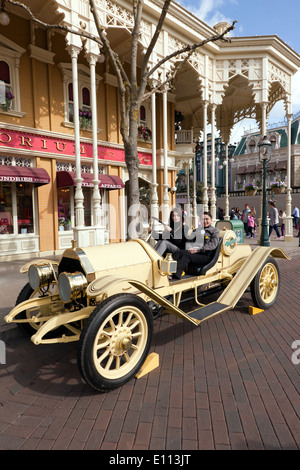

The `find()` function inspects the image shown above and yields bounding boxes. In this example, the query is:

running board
[188,302,231,322]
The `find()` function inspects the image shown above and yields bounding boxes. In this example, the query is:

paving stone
[0,254,299,450]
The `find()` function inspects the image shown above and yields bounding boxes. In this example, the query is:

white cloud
[180,0,235,26]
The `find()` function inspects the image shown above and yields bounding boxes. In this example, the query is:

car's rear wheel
[250,258,280,309]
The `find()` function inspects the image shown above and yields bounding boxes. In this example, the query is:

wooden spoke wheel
[78,294,153,392]
[250,258,280,309]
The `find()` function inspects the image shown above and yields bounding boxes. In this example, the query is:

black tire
[15,283,37,337]
[250,258,280,309]
[77,294,153,392]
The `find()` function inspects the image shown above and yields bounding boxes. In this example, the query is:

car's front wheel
[77,294,153,392]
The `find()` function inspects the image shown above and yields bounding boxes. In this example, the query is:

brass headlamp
[28,264,55,290]
[58,271,88,303]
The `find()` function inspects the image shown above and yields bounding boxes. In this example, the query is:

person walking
[279,209,286,237]
[292,206,299,229]
[268,201,281,238]
[242,204,251,237]
[247,211,256,238]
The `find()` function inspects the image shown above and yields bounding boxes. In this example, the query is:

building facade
[232,112,300,190]
[0,0,299,260]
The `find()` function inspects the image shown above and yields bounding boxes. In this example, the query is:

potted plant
[270,180,286,194]
[244,183,258,196]
[138,124,152,142]
[1,90,14,111]
[79,109,92,130]
[58,217,65,231]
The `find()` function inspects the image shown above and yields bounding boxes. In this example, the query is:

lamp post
[258,136,272,247]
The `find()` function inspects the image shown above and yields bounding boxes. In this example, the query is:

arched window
[140,105,146,123]
[0,60,13,111]
[249,139,256,153]
[270,135,276,149]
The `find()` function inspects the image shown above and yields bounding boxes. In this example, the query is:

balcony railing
[175,129,194,145]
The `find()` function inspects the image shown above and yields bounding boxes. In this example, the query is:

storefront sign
[0,129,152,166]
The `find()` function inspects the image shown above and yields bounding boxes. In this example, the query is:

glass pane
[57,188,72,231]
[17,183,34,234]
[83,187,91,227]
[0,183,13,234]
[82,87,90,106]
[68,102,74,123]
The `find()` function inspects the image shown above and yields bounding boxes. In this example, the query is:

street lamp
[258,136,272,247]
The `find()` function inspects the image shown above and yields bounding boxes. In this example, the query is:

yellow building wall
[1,12,176,253]
[36,157,58,253]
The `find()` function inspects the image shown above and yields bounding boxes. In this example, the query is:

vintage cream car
[5,229,289,392]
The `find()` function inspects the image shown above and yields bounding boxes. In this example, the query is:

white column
[86,52,105,246]
[86,54,101,225]
[162,89,169,223]
[67,45,84,229]
[285,113,293,240]
[202,101,208,211]
[224,142,230,220]
[192,154,198,228]
[257,102,268,243]
[151,91,159,226]
[210,104,217,221]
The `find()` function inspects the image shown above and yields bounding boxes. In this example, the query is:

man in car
[172,212,220,279]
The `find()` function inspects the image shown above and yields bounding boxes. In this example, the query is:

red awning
[0,166,50,186]
[57,171,124,190]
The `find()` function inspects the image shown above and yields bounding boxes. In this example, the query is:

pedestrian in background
[242,204,251,237]
[247,211,256,238]
[292,206,299,229]
[268,201,281,239]
[279,209,286,237]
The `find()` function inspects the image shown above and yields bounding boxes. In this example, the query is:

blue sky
[177,0,300,142]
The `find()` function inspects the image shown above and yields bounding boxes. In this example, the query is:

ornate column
[67,45,84,230]
[150,89,159,227]
[162,89,169,223]
[192,154,198,228]
[285,112,293,240]
[224,142,230,220]
[202,101,209,212]
[210,104,217,221]
[86,52,105,245]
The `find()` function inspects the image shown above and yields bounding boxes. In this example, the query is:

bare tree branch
[146,21,237,81]
[138,0,172,101]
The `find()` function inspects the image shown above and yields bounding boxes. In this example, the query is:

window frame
[59,63,100,128]
[0,35,25,117]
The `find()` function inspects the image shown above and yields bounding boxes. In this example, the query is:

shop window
[83,187,92,227]
[0,183,13,234]
[58,188,72,231]
[17,183,34,234]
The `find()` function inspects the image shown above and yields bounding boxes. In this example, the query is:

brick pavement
[0,252,299,450]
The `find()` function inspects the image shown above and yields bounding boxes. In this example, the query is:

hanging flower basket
[271,181,286,194]
[79,109,92,130]
[138,125,152,142]
[244,183,258,196]
[1,91,14,111]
